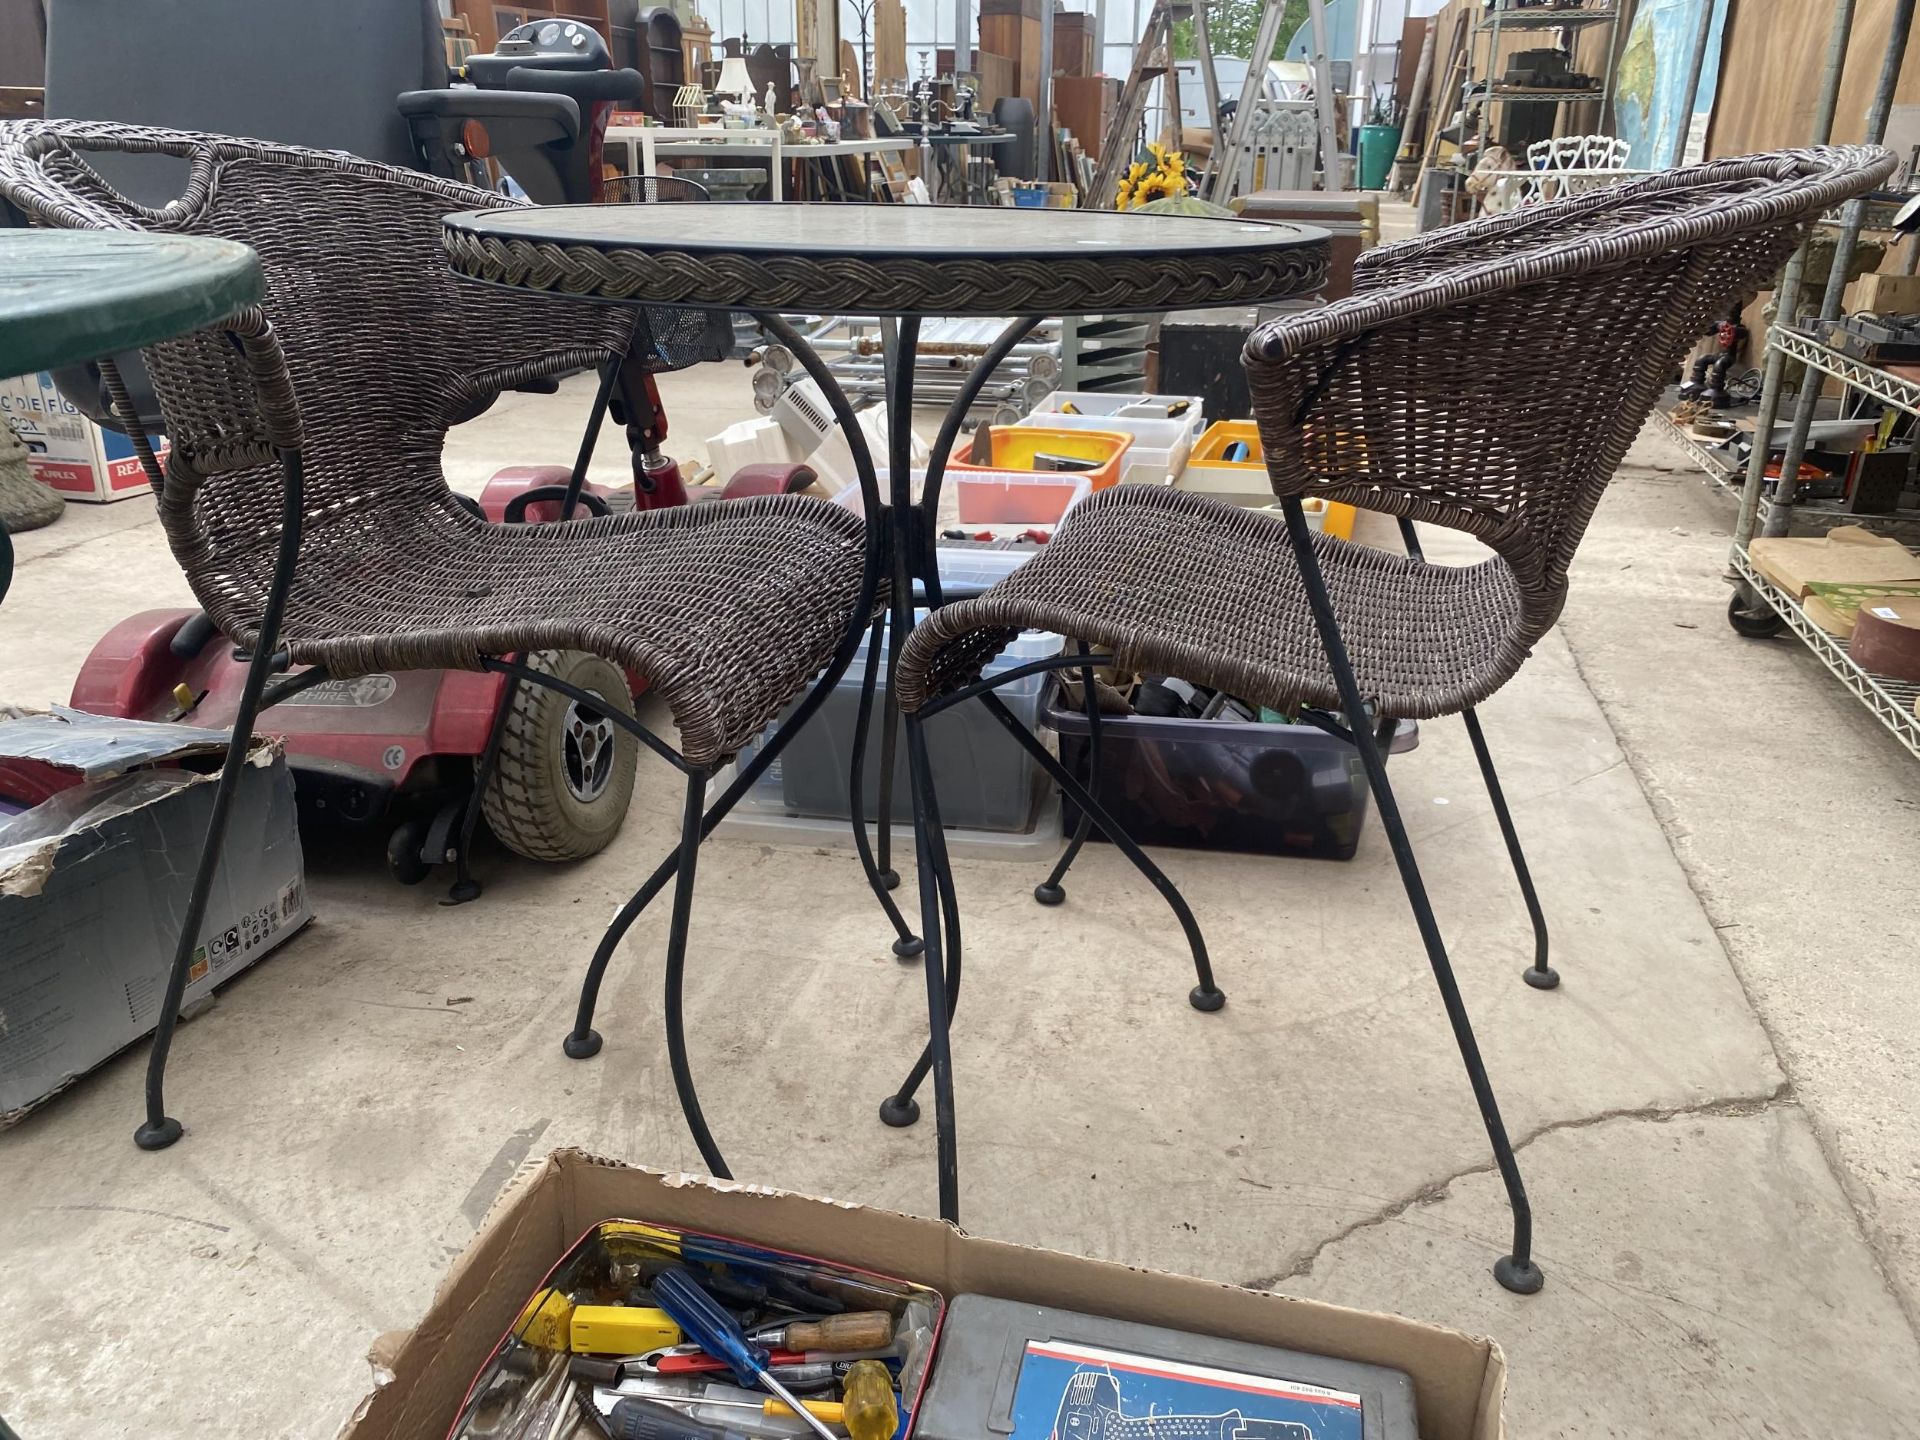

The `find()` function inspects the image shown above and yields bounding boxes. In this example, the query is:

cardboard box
[1748,525,1920,599]
[0,370,167,503]
[1850,271,1920,317]
[0,709,310,1123]
[341,1150,1506,1440]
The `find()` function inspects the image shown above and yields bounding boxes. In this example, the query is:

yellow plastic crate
[1175,420,1355,538]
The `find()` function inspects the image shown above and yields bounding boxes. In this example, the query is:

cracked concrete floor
[2,369,1918,1438]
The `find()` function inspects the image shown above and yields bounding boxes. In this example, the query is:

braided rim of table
[441,206,1331,317]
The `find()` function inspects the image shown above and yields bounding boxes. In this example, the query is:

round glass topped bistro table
[0,229,263,607]
[442,202,1329,1219]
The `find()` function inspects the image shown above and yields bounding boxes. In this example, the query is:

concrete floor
[3,363,1919,1438]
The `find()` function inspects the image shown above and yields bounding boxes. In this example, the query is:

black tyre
[482,650,638,862]
[1727,593,1785,639]
[386,816,433,885]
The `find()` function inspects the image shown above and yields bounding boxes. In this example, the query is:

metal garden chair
[880,146,1897,1292]
[0,119,889,1160]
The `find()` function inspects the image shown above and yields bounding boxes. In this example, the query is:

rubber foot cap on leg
[562,1029,604,1060]
[1033,882,1066,906]
[440,877,482,907]
[1523,965,1562,991]
[134,1116,183,1151]
[1494,1255,1545,1295]
[879,868,900,891]
[879,1094,921,1128]
[1189,985,1227,1012]
[892,934,926,959]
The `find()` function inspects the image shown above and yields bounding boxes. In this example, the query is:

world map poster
[1615,0,1730,169]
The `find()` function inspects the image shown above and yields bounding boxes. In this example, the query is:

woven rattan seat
[0,119,874,767]
[898,484,1525,719]
[208,493,871,767]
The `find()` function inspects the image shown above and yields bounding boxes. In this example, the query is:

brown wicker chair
[884,146,1897,1292]
[0,118,889,1162]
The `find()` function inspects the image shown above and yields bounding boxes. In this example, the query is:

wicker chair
[0,118,889,1160]
[884,147,1897,1292]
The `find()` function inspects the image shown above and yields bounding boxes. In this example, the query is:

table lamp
[716,55,754,99]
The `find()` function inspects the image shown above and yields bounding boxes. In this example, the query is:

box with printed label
[0,710,311,1124]
[0,370,167,503]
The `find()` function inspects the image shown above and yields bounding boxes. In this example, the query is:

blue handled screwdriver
[650,1267,842,1440]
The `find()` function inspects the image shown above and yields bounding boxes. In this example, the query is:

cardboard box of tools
[0,709,310,1123]
[341,1149,1507,1440]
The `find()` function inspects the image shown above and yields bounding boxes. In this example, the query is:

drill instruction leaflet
[1010,1338,1364,1440]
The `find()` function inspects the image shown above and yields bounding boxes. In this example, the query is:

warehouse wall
[1707,0,1920,156]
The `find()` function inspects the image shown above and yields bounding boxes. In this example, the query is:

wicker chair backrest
[1245,145,1896,647]
[0,119,634,574]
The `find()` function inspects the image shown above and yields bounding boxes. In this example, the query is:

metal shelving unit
[1469,3,1621,160]
[1723,0,1920,760]
[1652,404,1920,535]
[1729,547,1920,759]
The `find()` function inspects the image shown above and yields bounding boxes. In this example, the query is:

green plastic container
[1357,123,1402,191]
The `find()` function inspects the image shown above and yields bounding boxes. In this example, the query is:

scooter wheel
[386,817,433,886]
[483,650,639,862]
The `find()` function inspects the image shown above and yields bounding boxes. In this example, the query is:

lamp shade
[716,56,753,97]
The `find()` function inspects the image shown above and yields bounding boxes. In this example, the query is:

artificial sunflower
[1117,144,1190,209]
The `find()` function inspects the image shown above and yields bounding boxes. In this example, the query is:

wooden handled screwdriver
[746,1313,893,1353]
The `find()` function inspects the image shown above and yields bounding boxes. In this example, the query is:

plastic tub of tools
[949,424,1133,491]
[1044,686,1417,861]
[1176,420,1357,535]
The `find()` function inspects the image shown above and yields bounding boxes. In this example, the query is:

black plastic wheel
[385,817,433,886]
[879,1094,921,1128]
[484,650,638,862]
[1727,593,1784,639]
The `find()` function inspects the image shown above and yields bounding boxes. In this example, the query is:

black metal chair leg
[1035,641,1101,907]
[1462,708,1559,991]
[849,615,924,956]
[1284,498,1542,1295]
[900,711,962,1222]
[662,766,731,1178]
[138,448,305,1152]
[879,826,963,1128]
[979,692,1225,1012]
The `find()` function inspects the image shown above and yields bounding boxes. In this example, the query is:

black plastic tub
[1044,686,1416,861]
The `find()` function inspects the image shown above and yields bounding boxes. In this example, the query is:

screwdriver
[838,1361,898,1440]
[650,1267,842,1440]
[598,1396,745,1440]
[746,1313,893,1353]
[649,1394,846,1426]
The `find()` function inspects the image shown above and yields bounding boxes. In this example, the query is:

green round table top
[0,229,264,379]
